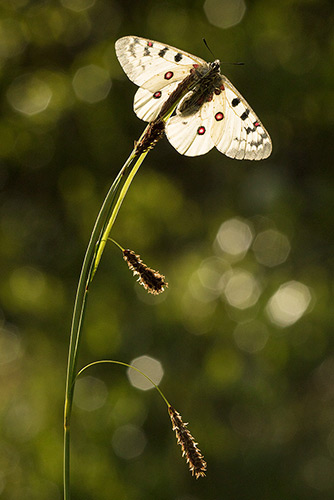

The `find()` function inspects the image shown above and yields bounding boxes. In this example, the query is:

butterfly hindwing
[134,81,181,122]
[116,36,206,122]
[166,100,215,157]
[132,65,198,121]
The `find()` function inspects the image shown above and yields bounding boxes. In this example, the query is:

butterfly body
[115,36,272,160]
[178,60,222,116]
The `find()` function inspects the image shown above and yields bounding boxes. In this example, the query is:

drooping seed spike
[168,405,207,479]
[123,249,168,295]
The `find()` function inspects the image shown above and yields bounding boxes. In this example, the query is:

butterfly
[115,36,272,160]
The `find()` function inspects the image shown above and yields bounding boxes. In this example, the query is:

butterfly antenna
[202,38,215,59]
[223,61,245,66]
[203,38,244,65]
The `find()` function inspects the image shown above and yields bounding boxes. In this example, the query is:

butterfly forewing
[115,35,272,160]
[116,36,208,124]
[211,86,254,160]
[215,76,272,160]
[115,36,205,87]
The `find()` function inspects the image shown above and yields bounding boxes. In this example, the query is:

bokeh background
[1,0,334,498]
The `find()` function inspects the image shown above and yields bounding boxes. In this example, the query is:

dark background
[1,0,334,499]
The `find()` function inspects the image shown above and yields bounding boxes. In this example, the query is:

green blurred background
[1,0,334,498]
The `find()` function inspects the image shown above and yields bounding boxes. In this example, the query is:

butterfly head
[210,59,220,72]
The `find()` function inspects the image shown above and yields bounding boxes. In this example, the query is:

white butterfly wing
[210,91,248,160]
[212,76,272,160]
[115,36,205,88]
[134,81,180,121]
[116,35,272,161]
[165,100,215,157]
[116,36,208,123]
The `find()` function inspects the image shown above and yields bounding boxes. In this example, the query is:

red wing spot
[193,64,199,68]
[215,112,224,121]
[214,88,221,95]
[153,91,162,99]
[164,71,174,80]
[147,41,153,47]
[197,126,206,135]
[220,84,225,90]
[254,121,260,127]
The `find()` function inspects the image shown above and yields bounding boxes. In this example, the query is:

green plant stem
[63,65,214,499]
[77,360,170,407]
[92,149,149,275]
[63,130,149,500]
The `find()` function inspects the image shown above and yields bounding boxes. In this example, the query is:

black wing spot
[232,98,240,107]
[250,139,263,146]
[240,109,250,121]
[245,126,255,134]
[174,53,183,62]
[129,43,136,57]
[159,47,169,57]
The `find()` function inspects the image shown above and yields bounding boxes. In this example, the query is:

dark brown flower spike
[168,405,207,479]
[123,249,168,295]
[134,119,165,156]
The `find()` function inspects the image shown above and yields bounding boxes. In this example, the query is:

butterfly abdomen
[178,64,223,116]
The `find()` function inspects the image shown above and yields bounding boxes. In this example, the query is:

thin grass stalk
[76,360,170,407]
[63,65,211,499]
[92,148,150,277]
[63,137,149,500]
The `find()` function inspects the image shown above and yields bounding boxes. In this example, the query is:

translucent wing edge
[219,75,272,160]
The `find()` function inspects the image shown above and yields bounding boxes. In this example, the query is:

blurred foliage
[0,0,334,499]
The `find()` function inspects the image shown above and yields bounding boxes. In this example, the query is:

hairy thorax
[178,60,223,116]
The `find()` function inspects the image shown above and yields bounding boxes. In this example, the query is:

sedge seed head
[168,405,207,479]
[123,249,168,295]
